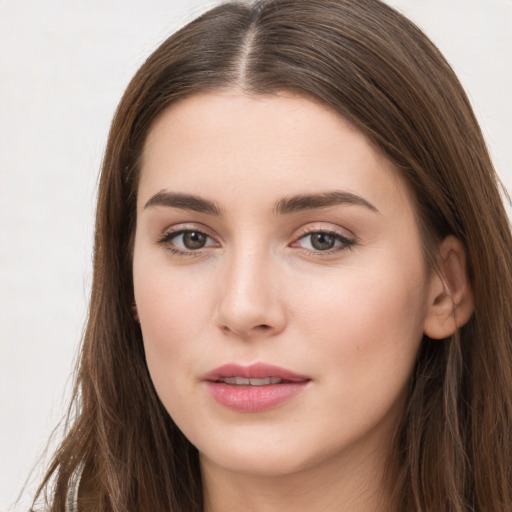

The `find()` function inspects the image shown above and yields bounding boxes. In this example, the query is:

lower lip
[205,381,309,412]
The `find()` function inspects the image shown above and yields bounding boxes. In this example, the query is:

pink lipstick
[203,363,310,412]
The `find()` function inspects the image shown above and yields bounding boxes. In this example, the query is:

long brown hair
[34,1,512,510]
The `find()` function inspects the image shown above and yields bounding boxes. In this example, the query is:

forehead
[138,91,411,217]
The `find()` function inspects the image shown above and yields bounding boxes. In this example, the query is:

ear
[423,235,474,339]
[131,301,140,323]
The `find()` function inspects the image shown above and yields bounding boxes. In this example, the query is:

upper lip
[202,363,310,383]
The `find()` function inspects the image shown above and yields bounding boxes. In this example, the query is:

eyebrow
[144,189,379,216]
[144,191,223,215]
[273,191,379,215]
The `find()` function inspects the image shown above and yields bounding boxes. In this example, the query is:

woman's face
[133,92,434,479]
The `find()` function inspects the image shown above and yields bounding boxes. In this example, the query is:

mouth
[215,376,287,386]
[203,362,310,383]
[203,363,311,412]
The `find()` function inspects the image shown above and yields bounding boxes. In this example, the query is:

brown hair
[34,1,512,510]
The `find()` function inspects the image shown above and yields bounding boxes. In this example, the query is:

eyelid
[293,223,355,240]
[157,222,217,240]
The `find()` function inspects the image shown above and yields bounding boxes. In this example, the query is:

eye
[293,230,355,253]
[158,229,218,253]
[176,230,209,250]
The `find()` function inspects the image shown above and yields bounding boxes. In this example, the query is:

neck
[201,440,397,512]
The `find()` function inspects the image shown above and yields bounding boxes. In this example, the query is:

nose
[214,247,287,339]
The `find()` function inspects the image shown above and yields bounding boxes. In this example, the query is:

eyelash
[157,227,356,257]
[293,229,356,255]
[157,229,217,257]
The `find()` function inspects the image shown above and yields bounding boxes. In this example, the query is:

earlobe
[423,236,474,339]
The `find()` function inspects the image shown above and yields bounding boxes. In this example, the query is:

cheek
[137,271,211,337]
[133,261,219,401]
[295,259,426,336]
[292,259,428,399]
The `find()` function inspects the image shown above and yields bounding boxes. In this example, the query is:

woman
[34,0,512,511]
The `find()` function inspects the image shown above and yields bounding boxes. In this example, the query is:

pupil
[311,233,335,251]
[183,231,206,249]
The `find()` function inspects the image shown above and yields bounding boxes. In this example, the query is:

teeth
[219,377,283,386]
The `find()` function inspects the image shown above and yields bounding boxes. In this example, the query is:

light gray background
[1,1,511,510]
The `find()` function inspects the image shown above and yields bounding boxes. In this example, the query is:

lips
[203,363,310,412]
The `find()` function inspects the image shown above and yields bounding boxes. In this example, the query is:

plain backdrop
[1,1,511,510]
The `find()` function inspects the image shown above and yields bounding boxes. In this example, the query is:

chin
[195,428,342,480]
[200,447,311,478]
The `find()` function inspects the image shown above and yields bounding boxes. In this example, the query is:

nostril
[219,323,272,336]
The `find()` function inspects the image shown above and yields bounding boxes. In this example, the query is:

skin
[132,91,445,512]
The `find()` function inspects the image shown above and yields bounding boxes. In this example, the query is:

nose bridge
[215,240,285,337]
